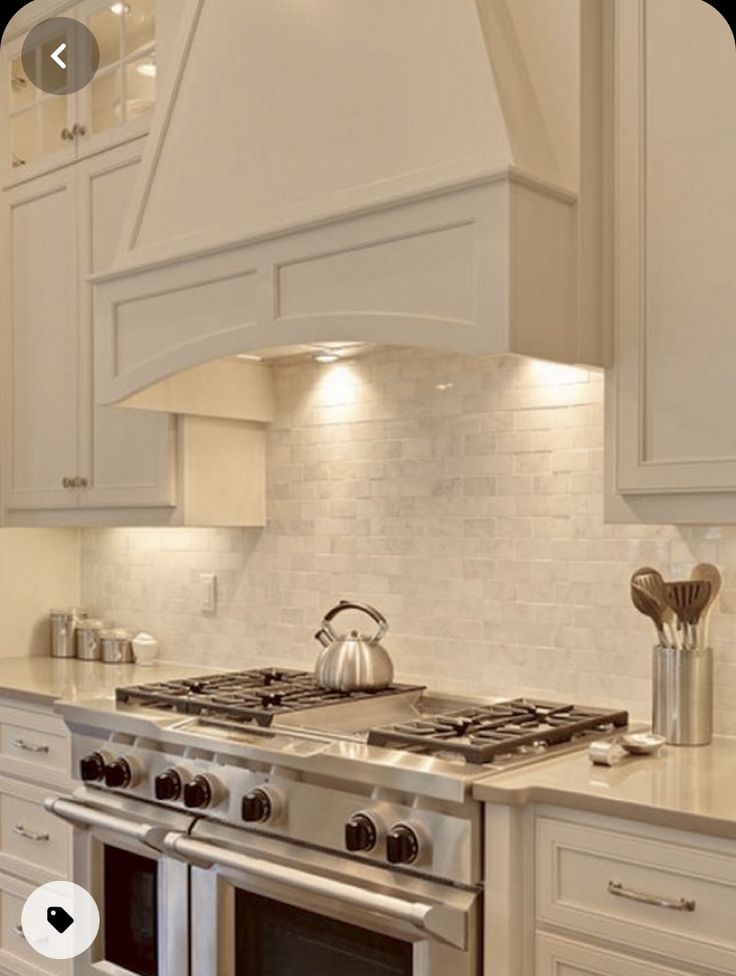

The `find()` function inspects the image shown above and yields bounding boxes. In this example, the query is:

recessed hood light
[313,352,340,364]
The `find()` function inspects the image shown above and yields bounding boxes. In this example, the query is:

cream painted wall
[0,528,79,656]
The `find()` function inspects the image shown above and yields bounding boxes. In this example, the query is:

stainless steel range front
[46,668,628,976]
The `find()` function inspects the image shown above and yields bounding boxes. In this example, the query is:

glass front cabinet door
[1,0,158,182]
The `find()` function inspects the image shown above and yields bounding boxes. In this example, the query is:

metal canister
[100,629,133,664]
[76,619,103,661]
[50,608,87,658]
[652,644,713,745]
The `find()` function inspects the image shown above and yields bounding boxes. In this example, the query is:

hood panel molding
[93,0,601,405]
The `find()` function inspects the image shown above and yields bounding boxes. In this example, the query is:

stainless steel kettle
[314,601,393,692]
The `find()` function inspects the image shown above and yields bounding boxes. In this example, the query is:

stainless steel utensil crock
[652,644,713,745]
[50,608,87,658]
[314,601,393,692]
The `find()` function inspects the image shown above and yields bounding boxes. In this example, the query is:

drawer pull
[12,737,50,754]
[13,822,50,842]
[11,924,25,938]
[608,880,696,912]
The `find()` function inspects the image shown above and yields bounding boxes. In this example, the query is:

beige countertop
[473,737,736,839]
[0,656,222,707]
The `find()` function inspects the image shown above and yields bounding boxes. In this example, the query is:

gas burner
[116,668,425,727]
[367,699,629,764]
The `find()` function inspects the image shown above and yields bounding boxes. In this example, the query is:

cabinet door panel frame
[613,0,736,495]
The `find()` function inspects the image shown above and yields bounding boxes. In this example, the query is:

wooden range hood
[92,0,604,410]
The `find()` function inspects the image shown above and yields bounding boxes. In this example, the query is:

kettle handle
[316,601,389,645]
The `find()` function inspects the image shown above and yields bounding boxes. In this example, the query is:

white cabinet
[1,137,176,519]
[606,0,736,523]
[536,934,696,976]
[0,699,72,976]
[0,0,162,185]
[483,803,736,976]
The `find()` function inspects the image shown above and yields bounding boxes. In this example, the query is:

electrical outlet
[200,573,217,614]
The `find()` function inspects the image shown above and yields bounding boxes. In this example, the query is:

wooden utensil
[690,563,722,648]
[631,567,677,647]
[630,582,668,647]
[665,580,712,651]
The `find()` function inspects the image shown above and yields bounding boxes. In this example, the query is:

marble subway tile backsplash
[81,350,736,733]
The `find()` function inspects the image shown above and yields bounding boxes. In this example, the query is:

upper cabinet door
[1,169,80,509]
[75,138,176,509]
[608,0,736,520]
[74,0,157,156]
[0,32,77,183]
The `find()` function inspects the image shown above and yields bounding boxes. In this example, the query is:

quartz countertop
[473,737,736,839]
[0,656,223,707]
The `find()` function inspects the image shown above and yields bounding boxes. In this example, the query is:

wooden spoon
[690,563,722,648]
[630,581,668,647]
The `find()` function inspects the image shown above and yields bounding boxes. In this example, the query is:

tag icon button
[47,906,74,934]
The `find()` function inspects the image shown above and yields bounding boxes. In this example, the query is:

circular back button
[22,18,100,96]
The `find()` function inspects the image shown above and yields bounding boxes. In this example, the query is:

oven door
[166,820,481,976]
[46,793,192,976]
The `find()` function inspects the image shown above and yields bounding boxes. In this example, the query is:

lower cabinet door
[536,934,698,976]
[0,870,69,976]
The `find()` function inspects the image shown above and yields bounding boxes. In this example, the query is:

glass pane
[90,68,122,133]
[10,110,38,168]
[124,56,156,122]
[125,0,155,57]
[10,56,34,111]
[235,891,413,976]
[89,7,122,69]
[104,845,158,976]
[41,98,69,156]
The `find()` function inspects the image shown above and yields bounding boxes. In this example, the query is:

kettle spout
[314,628,331,649]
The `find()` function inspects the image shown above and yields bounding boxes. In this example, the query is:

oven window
[103,845,159,976]
[235,890,413,975]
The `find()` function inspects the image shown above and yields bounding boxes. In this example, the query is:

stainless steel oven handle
[164,833,467,949]
[44,797,168,851]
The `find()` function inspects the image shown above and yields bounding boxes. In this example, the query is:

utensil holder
[652,644,713,745]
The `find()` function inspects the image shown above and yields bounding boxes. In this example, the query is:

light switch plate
[200,573,217,614]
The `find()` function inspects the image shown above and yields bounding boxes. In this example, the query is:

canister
[76,619,103,661]
[50,608,87,658]
[100,629,133,664]
[652,644,713,745]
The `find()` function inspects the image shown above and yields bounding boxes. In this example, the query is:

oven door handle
[164,832,468,949]
[44,797,168,851]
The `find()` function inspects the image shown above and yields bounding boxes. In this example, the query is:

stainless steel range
[46,668,628,976]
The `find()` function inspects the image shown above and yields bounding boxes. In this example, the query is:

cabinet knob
[76,476,89,488]
[72,123,86,138]
[61,477,72,488]
[61,127,73,141]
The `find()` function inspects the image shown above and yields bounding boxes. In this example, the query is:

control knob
[386,824,420,865]
[345,814,377,853]
[79,751,108,783]
[154,768,182,802]
[104,757,136,789]
[241,787,281,824]
[183,775,214,809]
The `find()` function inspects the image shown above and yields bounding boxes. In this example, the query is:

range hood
[93,0,603,408]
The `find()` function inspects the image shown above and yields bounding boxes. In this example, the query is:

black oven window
[235,891,413,975]
[103,845,159,976]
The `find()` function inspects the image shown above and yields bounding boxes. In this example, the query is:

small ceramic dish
[619,732,666,756]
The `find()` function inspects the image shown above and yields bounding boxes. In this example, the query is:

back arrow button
[51,43,67,69]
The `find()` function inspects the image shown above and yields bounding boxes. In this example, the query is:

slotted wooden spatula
[665,579,712,651]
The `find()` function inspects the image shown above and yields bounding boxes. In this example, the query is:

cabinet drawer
[0,872,67,976]
[0,707,69,784]
[537,814,736,974]
[0,780,69,882]
[536,933,697,976]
